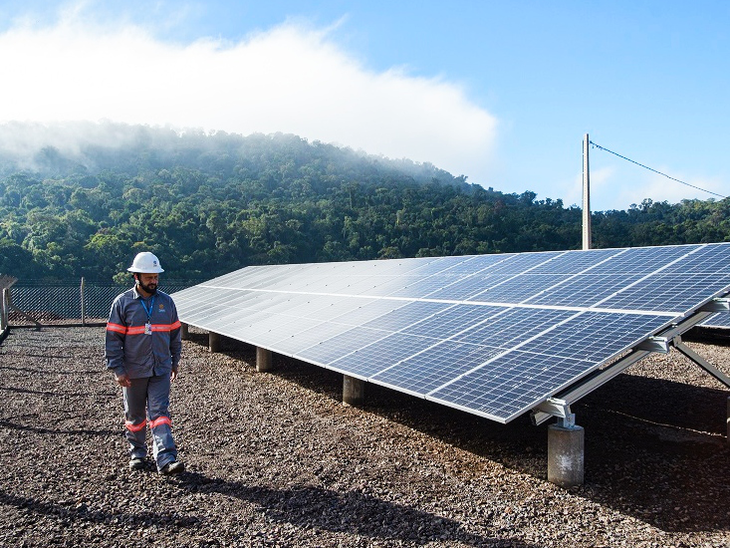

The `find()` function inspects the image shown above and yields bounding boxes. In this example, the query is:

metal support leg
[674,340,730,388]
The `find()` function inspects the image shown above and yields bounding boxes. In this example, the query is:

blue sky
[0,0,728,211]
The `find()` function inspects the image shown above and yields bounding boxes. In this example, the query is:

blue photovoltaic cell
[341,275,403,296]
[329,333,439,378]
[701,312,730,328]
[527,274,644,307]
[204,310,276,340]
[297,327,391,365]
[359,274,416,297]
[220,308,277,331]
[270,321,348,355]
[454,307,576,349]
[179,296,247,325]
[599,273,730,312]
[483,251,563,274]
[174,242,730,423]
[385,275,459,299]
[590,245,694,275]
[237,292,290,312]
[300,298,376,321]
[529,248,619,274]
[407,256,464,276]
[279,295,348,319]
[235,312,306,337]
[371,340,501,395]
[439,254,512,274]
[425,274,512,301]
[361,301,453,332]
[661,244,730,273]
[402,305,504,339]
[329,299,409,326]
[429,351,591,422]
[468,274,572,304]
[524,311,671,363]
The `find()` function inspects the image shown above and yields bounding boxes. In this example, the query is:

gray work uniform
[105,286,182,470]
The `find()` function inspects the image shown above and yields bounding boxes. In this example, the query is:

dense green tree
[0,123,728,282]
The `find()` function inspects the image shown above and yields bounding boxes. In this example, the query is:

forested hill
[0,122,728,283]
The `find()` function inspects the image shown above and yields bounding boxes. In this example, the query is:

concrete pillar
[547,423,585,487]
[342,375,365,406]
[209,331,220,353]
[256,347,274,372]
[180,322,189,340]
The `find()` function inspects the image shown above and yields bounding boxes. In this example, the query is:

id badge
[145,322,152,335]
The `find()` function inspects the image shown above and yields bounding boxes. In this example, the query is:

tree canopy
[0,123,727,283]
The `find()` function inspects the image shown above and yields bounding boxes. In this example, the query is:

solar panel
[700,313,730,328]
[173,243,730,423]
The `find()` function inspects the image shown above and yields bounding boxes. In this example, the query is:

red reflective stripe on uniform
[149,416,171,429]
[106,323,127,334]
[125,420,146,432]
[122,323,180,336]
[150,323,180,332]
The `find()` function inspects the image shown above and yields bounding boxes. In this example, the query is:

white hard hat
[127,252,164,273]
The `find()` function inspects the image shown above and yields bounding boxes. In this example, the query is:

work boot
[160,461,185,475]
[129,458,146,471]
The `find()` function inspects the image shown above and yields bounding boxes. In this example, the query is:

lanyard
[140,295,156,321]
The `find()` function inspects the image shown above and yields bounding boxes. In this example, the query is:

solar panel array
[172,243,730,424]
[700,313,730,329]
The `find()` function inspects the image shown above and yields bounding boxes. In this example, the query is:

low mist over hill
[0,122,464,186]
[0,122,727,282]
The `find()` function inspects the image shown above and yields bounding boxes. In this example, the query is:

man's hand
[171,368,179,382]
[115,373,131,387]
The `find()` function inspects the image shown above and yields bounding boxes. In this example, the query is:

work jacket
[105,287,182,379]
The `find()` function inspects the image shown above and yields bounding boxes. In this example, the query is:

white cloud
[0,6,498,182]
[614,171,727,209]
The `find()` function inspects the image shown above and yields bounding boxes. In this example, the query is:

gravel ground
[1,325,729,547]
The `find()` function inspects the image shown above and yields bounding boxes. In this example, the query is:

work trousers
[122,374,177,470]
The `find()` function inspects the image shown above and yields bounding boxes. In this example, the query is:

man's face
[136,273,159,295]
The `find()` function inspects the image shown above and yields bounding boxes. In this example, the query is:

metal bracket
[636,335,671,353]
[557,412,576,429]
[700,298,730,313]
[531,398,574,426]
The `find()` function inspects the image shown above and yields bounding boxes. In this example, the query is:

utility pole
[582,134,591,250]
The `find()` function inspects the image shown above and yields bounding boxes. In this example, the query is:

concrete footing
[180,322,189,340]
[343,375,365,406]
[547,423,585,487]
[208,331,220,353]
[256,347,274,372]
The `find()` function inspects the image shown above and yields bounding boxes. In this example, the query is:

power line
[589,141,727,200]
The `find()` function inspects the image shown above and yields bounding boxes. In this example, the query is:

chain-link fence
[4,279,195,328]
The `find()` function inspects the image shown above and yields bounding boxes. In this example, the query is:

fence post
[1,287,8,332]
[80,277,86,326]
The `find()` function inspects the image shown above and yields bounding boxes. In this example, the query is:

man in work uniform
[105,251,185,475]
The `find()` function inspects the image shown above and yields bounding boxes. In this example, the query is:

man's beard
[138,281,158,295]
